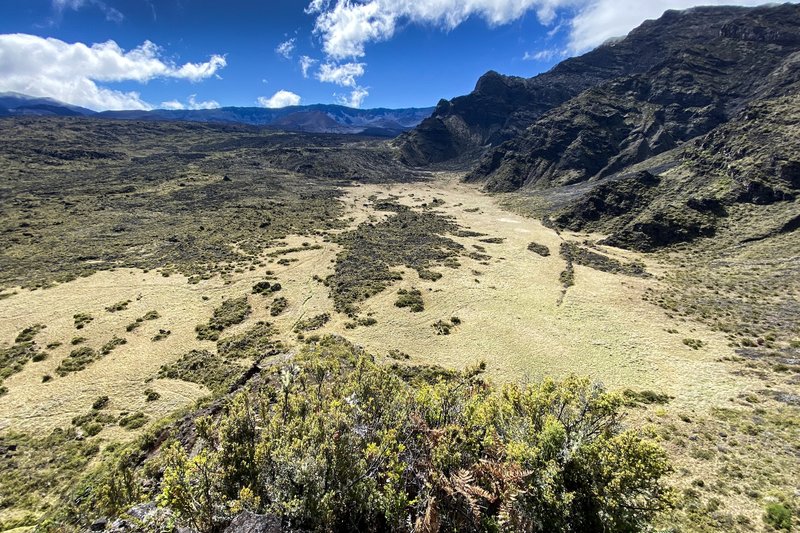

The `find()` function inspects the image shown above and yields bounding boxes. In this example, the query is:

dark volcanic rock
[397,5,796,168]
[468,4,800,192]
[224,511,281,533]
[553,171,661,231]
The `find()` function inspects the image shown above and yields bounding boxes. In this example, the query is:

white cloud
[523,49,561,61]
[159,95,219,110]
[337,86,369,108]
[0,33,226,110]
[257,90,302,108]
[160,100,184,110]
[308,0,799,61]
[299,55,317,78]
[53,0,124,23]
[310,0,581,60]
[186,94,220,110]
[275,38,296,59]
[565,0,787,53]
[316,61,365,87]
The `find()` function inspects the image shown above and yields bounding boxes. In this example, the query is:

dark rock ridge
[396,5,782,166]
[399,3,800,250]
[467,4,800,192]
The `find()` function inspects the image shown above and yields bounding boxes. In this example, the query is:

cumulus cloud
[316,62,365,87]
[0,33,226,110]
[338,86,369,108]
[257,89,302,108]
[52,0,124,23]
[160,100,184,110]
[565,0,785,53]
[308,0,798,60]
[275,38,296,59]
[523,48,562,61]
[310,0,579,60]
[299,55,317,78]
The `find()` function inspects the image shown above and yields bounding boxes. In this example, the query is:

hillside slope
[396,5,795,166]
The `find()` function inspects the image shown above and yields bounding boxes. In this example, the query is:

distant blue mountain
[0,93,434,136]
[99,104,435,136]
[0,92,97,117]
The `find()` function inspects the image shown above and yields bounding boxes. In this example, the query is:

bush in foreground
[152,337,673,532]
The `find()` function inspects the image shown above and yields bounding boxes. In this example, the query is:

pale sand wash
[0,172,761,436]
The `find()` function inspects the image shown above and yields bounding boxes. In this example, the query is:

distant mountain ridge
[396,4,799,166]
[397,3,800,251]
[0,92,433,136]
[0,92,97,117]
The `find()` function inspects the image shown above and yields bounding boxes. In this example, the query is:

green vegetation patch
[100,336,127,355]
[14,324,46,343]
[56,346,99,376]
[73,313,93,329]
[252,280,282,295]
[126,310,160,332]
[158,349,241,393]
[1,325,47,390]
[195,297,251,341]
[395,288,424,312]
[622,389,672,406]
[104,300,131,313]
[217,321,281,360]
[527,241,551,257]
[72,408,119,437]
[432,316,461,335]
[0,428,99,530]
[269,296,288,316]
[560,242,648,277]
[151,329,171,342]
[294,313,331,333]
[0,120,366,292]
[123,336,673,532]
[328,200,464,315]
[119,412,149,430]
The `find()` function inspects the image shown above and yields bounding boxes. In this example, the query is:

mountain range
[0,92,433,137]
[397,3,800,250]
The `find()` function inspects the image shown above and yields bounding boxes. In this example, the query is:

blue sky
[0,0,790,110]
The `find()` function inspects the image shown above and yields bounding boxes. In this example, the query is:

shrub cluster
[196,297,252,341]
[151,337,673,532]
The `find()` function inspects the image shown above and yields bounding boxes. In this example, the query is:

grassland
[0,118,797,531]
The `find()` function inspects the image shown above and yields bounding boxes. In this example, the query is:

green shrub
[395,288,424,312]
[159,350,241,393]
[73,313,93,329]
[217,321,280,360]
[764,502,793,531]
[56,346,100,375]
[270,297,288,316]
[15,324,46,343]
[144,388,161,402]
[92,396,110,410]
[157,337,674,533]
[151,329,171,342]
[119,412,149,430]
[682,338,705,350]
[196,297,251,341]
[294,313,330,333]
[100,336,127,355]
[105,300,131,313]
[527,242,551,257]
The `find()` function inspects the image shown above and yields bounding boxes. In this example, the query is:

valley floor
[0,172,797,531]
